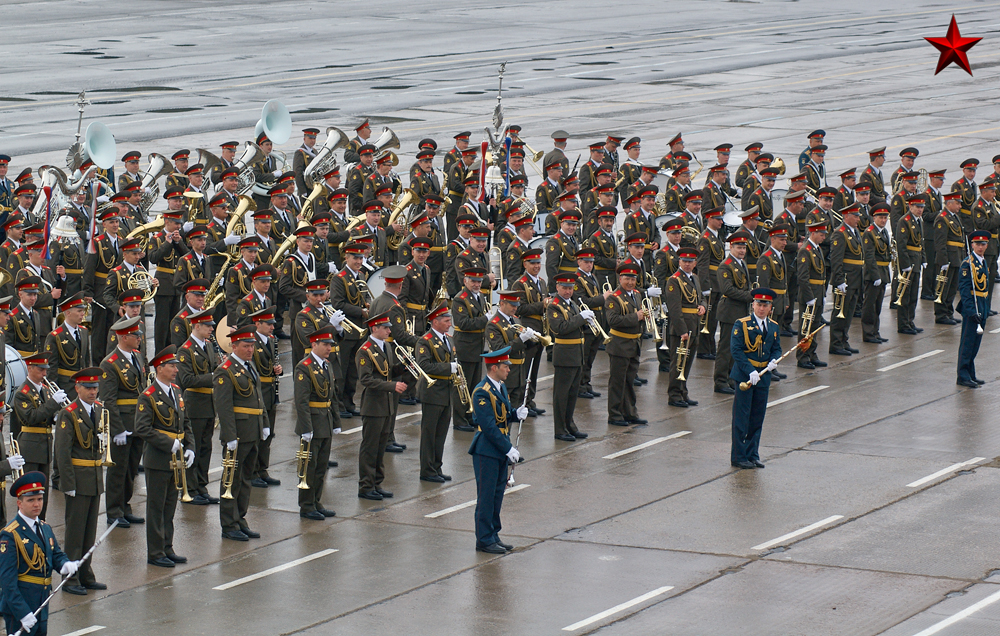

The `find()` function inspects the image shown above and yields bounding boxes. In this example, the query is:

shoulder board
[302,306,314,314]
[182,341,192,349]
[458,290,469,299]
[108,352,118,363]
[303,357,312,366]
[181,253,193,260]
[671,271,681,278]
[143,385,156,396]
[336,270,349,278]
[53,326,64,335]
[221,359,232,369]
[422,332,433,341]
[723,257,732,265]
[360,341,372,351]
[112,264,124,271]
[20,385,29,394]
[3,520,18,532]
[552,297,560,305]
[518,275,529,283]
[67,403,78,412]
[459,249,472,257]
[805,244,813,251]
[490,315,501,324]
[613,289,623,297]
[41,265,50,271]
[631,210,642,218]
[703,230,711,238]
[940,211,948,217]
[737,315,752,324]
[406,263,415,272]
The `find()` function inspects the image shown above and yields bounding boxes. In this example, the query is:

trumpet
[397,345,436,387]
[513,322,553,347]
[99,406,114,467]
[640,298,660,341]
[454,363,474,414]
[319,303,366,337]
[933,266,948,304]
[893,269,911,307]
[577,300,611,344]
[801,301,817,335]
[170,443,194,503]
[220,439,238,500]
[296,437,312,490]
[44,379,72,407]
[602,280,614,294]
[700,293,712,334]
[8,435,22,480]
[676,332,693,381]
[832,287,847,319]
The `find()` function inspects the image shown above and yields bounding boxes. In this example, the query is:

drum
[215,316,233,354]
[533,211,550,236]
[654,213,680,234]
[771,188,788,212]
[5,345,27,406]
[722,207,743,235]
[366,267,387,299]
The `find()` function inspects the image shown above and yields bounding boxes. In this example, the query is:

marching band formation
[0,86,995,631]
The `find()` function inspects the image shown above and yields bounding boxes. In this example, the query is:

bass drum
[770,188,788,214]
[533,211,550,236]
[722,205,743,235]
[6,345,27,406]
[366,267,387,299]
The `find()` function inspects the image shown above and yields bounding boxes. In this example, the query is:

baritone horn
[296,437,312,490]
[676,332,692,381]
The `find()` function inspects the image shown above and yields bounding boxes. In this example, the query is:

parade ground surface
[6,0,1000,633]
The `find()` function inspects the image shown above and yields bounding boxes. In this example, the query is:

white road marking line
[424,484,530,519]
[341,426,363,435]
[767,385,829,407]
[62,627,106,636]
[213,549,338,591]
[208,467,222,476]
[877,349,944,372]
[539,374,554,382]
[990,326,1000,334]
[751,515,844,551]
[603,432,691,459]
[911,587,1000,636]
[396,412,420,421]
[562,585,675,631]
[907,458,986,488]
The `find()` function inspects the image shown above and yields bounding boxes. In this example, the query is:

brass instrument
[220,439,238,500]
[196,148,223,188]
[454,363,474,414]
[616,230,627,261]
[356,278,375,306]
[303,126,349,189]
[397,345,436,387]
[228,194,255,257]
[138,153,173,213]
[893,268,912,306]
[126,215,165,241]
[344,214,367,233]
[488,245,504,289]
[299,181,327,223]
[689,151,705,182]
[801,300,817,335]
[676,332,693,381]
[640,298,660,341]
[680,225,702,243]
[832,286,847,318]
[933,266,949,304]
[99,405,114,467]
[771,156,786,176]
[127,270,157,303]
[576,300,611,345]
[170,444,194,503]
[319,303,366,337]
[700,293,712,334]
[296,437,312,489]
[203,253,235,310]
[370,127,401,166]
[234,142,266,196]
[602,280,614,294]
[435,284,450,304]
[892,168,929,195]
[513,322,553,347]
[270,232,299,268]
[405,315,416,335]
[44,379,72,407]
[8,435,22,480]
[386,188,419,251]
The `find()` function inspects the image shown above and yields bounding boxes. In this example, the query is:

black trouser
[185,417,215,497]
[698,291,720,355]
[934,265,960,321]
[419,402,451,479]
[580,332,601,391]
[255,404,277,479]
[153,294,179,354]
[896,266,921,331]
[922,236,937,296]
[145,467,179,560]
[522,342,543,408]
[64,492,99,586]
[453,360,481,429]
[830,284,861,351]
[338,339,363,411]
[668,332,699,402]
[862,281,886,339]
[358,416,391,493]
[552,364,582,437]
[714,321,735,390]
[607,354,638,422]
[106,433,143,519]
[220,440,258,532]
[298,435,332,512]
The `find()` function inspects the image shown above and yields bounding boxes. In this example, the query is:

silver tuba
[139,153,172,214]
[234,141,265,195]
[370,127,400,164]
[303,126,349,189]
[33,165,96,225]
[196,147,223,188]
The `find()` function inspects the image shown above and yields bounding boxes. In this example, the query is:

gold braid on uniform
[479,384,507,426]
[306,364,330,399]
[225,366,254,398]
[767,253,785,282]
[188,349,210,374]
[844,232,862,257]
[152,396,178,429]
[288,259,308,287]
[678,276,698,303]
[363,347,389,378]
[111,362,141,393]
[706,235,724,260]
[51,332,79,367]
[971,259,988,292]
[740,321,763,353]
[11,528,46,573]
[344,277,363,305]
[253,346,273,376]
[11,312,32,345]
[68,409,93,449]
[731,264,746,289]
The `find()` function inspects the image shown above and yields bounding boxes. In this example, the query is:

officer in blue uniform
[0,472,78,636]
[957,231,990,388]
[469,346,528,554]
[730,289,783,469]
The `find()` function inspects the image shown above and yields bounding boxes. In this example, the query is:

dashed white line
[989,326,1000,334]
[62,627,106,636]
[213,549,338,591]
[424,484,530,519]
[751,515,844,551]
[603,432,691,459]
[877,350,944,372]
[907,458,986,488]
[562,585,675,631]
[911,587,1000,636]
[341,426,363,435]
[767,386,829,407]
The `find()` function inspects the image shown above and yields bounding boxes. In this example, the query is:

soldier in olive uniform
[134,345,194,567]
[575,248,610,397]
[487,290,531,408]
[445,148,478,238]
[44,293,90,400]
[548,273,591,442]
[535,159,564,219]
[347,144,376,215]
[13,354,66,519]
[278,225,321,324]
[234,265,274,329]
[247,307,283,487]
[415,304,458,483]
[757,225,791,334]
[545,210,580,293]
[504,216,535,286]
[934,191,966,324]
[356,314,405,501]
[444,214,476,297]
[606,263,647,426]
[829,204,865,355]
[330,242,370,416]
[586,207,619,291]
[47,225,86,299]
[170,279,209,349]
[859,147,887,206]
[921,169,947,299]
[52,367,106,595]
[451,268,490,432]
[214,325,267,541]
[7,275,43,361]
[696,208,726,358]
[225,236,262,319]
[951,158,980,232]
[713,231,753,394]
[366,265,417,441]
[148,210,188,352]
[400,237,433,333]
[511,250,547,416]
[797,221,829,367]
[410,148,442,205]
[664,247,706,407]
[442,131,470,176]
[861,205,892,343]
[896,194,925,335]
[176,309,219,505]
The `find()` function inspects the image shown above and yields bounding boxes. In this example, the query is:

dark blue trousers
[4,614,45,635]
[472,454,507,548]
[957,316,983,383]
[731,380,770,464]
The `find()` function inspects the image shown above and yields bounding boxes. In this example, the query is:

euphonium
[676,332,692,382]
[139,153,172,214]
[170,445,194,503]
[303,126,349,189]
[233,142,266,195]
[832,287,847,319]
[387,188,418,251]
[228,194,255,257]
[126,216,165,241]
[99,405,114,467]
[295,437,312,490]
[220,440,238,500]
[640,297,660,341]
[454,363,474,414]
[397,345,436,387]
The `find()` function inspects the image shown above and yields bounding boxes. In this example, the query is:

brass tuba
[196,148,223,187]
[139,153,173,214]
[370,127,401,164]
[386,188,418,251]
[303,126,349,189]
[234,142,266,195]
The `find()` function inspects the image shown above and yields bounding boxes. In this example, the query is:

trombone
[220,439,238,500]
[676,331,693,381]
[832,287,847,319]
[397,345,436,387]
[296,437,312,490]
[170,444,194,503]
[576,300,611,344]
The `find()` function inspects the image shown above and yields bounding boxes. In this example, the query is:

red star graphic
[925,15,982,75]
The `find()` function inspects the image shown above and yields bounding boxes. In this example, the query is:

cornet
[454,364,474,414]
[220,439,238,500]
[933,266,948,304]
[700,293,712,334]
[676,332,693,381]
[893,269,911,307]
[576,300,611,345]
[801,301,817,336]
[44,379,72,407]
[296,437,312,490]
[513,322,553,347]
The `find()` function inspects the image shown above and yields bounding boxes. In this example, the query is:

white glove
[301,432,314,443]
[262,428,270,440]
[51,389,68,405]
[519,329,533,342]
[941,264,949,272]
[702,290,711,296]
[20,613,37,632]
[748,370,761,386]
[143,186,151,194]
[836,283,847,293]
[327,262,339,275]
[182,221,194,233]
[329,309,345,327]
[332,427,341,435]
[7,454,24,470]
[506,447,521,463]
[580,308,595,320]
[224,234,241,245]
[96,195,109,204]
[171,439,182,454]
[873,279,882,287]
[114,432,128,445]
[647,286,661,298]
[226,439,238,451]
[450,362,459,373]
[765,359,778,373]
[806,299,816,307]
[184,449,196,468]
[272,170,282,179]
[60,560,80,577]
[516,405,529,421]
[903,266,912,273]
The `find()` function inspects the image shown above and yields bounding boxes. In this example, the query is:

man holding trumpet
[665,247,706,408]
[730,289,782,469]
[294,325,341,519]
[415,304,459,483]
[13,353,67,520]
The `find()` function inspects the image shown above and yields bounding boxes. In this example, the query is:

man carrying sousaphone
[214,325,267,541]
